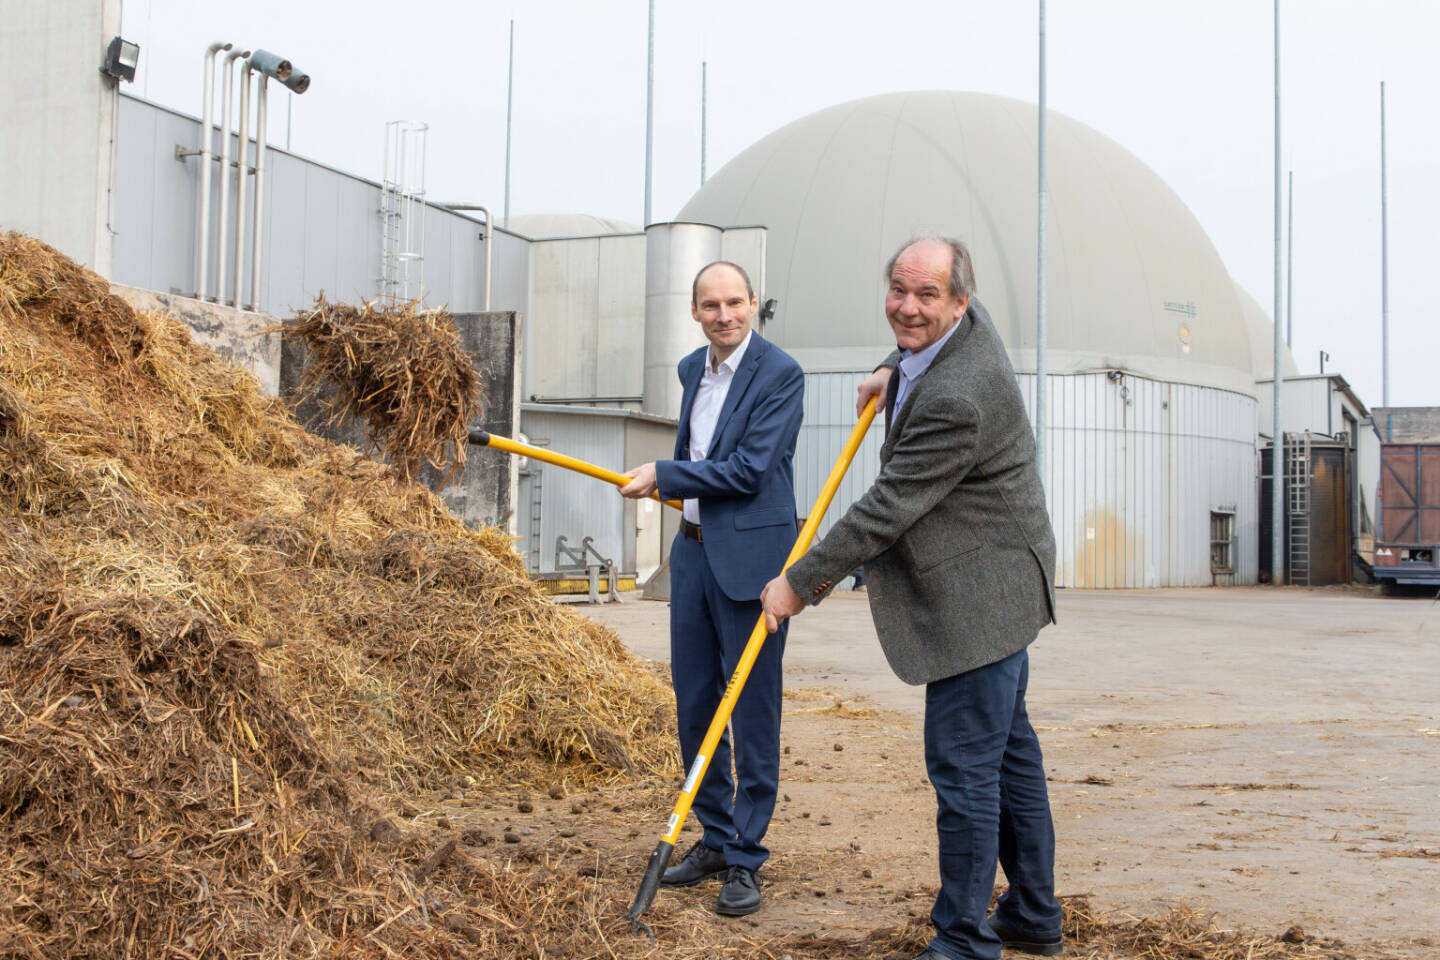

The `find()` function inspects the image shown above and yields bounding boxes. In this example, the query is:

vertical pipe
[234,61,252,309]
[250,77,268,311]
[286,90,292,152]
[504,19,514,229]
[1035,0,1048,490]
[700,60,708,185]
[1286,170,1293,348]
[437,203,492,311]
[1271,0,1285,584]
[196,42,230,299]
[216,49,248,304]
[644,0,655,226]
[1380,81,1390,411]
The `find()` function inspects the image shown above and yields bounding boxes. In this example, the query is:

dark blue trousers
[924,649,1062,960]
[668,532,786,872]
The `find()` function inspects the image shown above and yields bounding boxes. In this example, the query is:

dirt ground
[440,585,1439,958]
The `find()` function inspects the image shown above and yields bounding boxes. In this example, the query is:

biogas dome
[678,91,1266,588]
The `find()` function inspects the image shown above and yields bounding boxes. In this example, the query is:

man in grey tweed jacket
[761,237,1064,960]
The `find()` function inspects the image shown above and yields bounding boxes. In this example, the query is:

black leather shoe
[987,914,1064,956]
[715,865,762,916]
[660,840,727,888]
[910,950,951,960]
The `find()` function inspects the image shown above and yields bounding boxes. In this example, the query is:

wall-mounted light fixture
[245,51,312,311]
[758,298,778,332]
[102,36,140,82]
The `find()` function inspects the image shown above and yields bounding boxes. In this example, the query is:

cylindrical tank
[643,222,721,418]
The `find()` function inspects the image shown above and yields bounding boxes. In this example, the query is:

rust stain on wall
[1072,508,1139,588]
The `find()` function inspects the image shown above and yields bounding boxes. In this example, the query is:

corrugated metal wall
[1022,373,1257,587]
[527,235,646,402]
[797,370,1258,588]
[795,372,887,538]
[113,95,533,318]
[516,409,628,574]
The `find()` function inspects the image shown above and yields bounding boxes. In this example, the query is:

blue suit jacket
[655,333,804,601]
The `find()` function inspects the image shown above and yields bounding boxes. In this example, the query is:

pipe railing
[251,76,269,310]
[232,61,253,309]
[216,48,249,304]
[190,43,308,313]
[194,42,231,300]
[436,203,494,311]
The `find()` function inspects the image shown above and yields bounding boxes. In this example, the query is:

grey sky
[120,0,1438,408]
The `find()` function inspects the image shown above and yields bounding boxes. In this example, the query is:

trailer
[1373,442,1440,585]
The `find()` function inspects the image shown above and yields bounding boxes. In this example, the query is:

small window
[1210,511,1235,574]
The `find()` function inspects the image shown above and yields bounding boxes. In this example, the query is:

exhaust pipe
[250,75,268,311]
[233,59,253,309]
[246,49,291,83]
[194,42,231,299]
[215,48,249,304]
[241,50,309,312]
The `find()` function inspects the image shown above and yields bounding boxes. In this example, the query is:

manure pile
[0,232,681,957]
[0,233,1395,960]
[284,294,478,485]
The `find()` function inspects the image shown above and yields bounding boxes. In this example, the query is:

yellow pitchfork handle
[624,396,879,939]
[468,430,683,511]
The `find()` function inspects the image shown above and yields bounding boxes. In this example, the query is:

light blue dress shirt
[892,317,965,414]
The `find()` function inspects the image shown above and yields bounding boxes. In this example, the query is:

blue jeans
[924,649,1061,960]
[668,532,787,872]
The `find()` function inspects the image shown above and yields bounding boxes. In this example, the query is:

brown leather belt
[681,520,703,542]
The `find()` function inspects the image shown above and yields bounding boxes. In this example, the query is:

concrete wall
[112,284,282,395]
[1372,407,1440,443]
[0,0,122,276]
[280,311,521,532]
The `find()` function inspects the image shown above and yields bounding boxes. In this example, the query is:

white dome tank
[679,91,1255,397]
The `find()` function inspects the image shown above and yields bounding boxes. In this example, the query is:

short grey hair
[884,236,976,300]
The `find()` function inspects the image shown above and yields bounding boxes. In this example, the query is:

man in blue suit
[620,260,804,917]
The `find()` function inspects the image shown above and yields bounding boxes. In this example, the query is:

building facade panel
[516,409,628,575]
[798,369,1257,588]
[795,371,886,540]
[113,95,507,318]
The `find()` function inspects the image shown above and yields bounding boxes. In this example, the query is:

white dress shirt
[683,330,754,524]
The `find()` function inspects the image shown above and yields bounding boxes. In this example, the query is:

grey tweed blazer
[785,300,1057,685]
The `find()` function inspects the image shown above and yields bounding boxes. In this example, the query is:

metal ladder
[1286,432,1311,586]
[527,465,543,573]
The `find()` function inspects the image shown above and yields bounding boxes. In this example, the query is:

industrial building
[4,3,1391,593]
